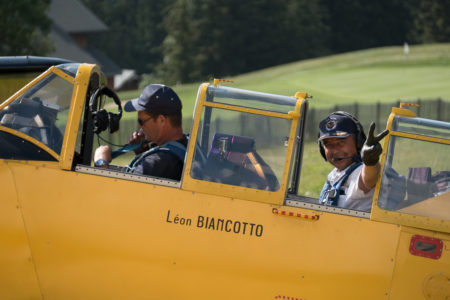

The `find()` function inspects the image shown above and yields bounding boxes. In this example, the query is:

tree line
[0,0,54,56]
[2,0,449,84]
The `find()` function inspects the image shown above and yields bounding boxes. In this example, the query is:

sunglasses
[138,116,152,126]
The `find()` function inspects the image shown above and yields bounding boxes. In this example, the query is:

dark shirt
[130,135,188,181]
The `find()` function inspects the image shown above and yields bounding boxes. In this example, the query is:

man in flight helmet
[318,111,389,211]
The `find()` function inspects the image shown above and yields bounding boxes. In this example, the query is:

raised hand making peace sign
[361,122,389,166]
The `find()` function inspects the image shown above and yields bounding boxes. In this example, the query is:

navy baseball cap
[318,113,358,141]
[124,84,182,115]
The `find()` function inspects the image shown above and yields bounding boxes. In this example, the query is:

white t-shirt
[326,164,374,212]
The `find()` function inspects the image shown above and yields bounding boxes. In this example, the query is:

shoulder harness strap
[318,162,362,206]
[126,140,187,173]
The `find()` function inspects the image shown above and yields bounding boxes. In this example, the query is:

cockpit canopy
[0,71,74,154]
[377,116,450,220]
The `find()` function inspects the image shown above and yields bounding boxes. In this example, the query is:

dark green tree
[407,0,450,43]
[82,0,448,84]
[0,0,54,55]
[156,0,196,83]
[322,0,410,52]
[282,0,331,61]
[158,0,330,83]
[81,0,173,74]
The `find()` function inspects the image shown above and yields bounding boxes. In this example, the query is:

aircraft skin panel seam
[75,165,181,188]
[6,164,45,299]
[385,225,404,298]
[285,199,371,218]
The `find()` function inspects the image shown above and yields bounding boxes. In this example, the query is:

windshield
[0,72,41,102]
[378,117,450,220]
[392,116,450,140]
[206,85,298,113]
[190,86,294,191]
[56,63,80,77]
[0,73,74,154]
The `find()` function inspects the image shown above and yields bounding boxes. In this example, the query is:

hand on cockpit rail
[361,122,389,166]
[94,145,112,163]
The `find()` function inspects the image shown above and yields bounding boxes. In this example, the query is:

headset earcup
[93,109,109,134]
[356,124,367,151]
[319,142,327,161]
[89,87,123,135]
[359,133,365,150]
[108,112,121,133]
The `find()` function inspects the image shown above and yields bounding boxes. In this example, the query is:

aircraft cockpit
[0,65,76,159]
[377,115,450,220]
[188,85,299,192]
[181,83,307,204]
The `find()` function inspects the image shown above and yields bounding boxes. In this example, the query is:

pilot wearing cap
[94,84,187,180]
[317,111,389,211]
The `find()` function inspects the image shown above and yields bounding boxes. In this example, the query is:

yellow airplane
[0,62,449,300]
